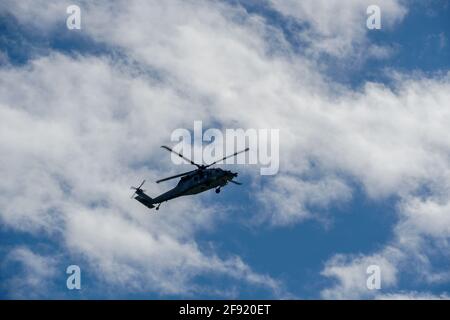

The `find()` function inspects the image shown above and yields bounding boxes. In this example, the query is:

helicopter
[130,145,249,211]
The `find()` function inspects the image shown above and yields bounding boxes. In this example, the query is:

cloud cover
[0,0,449,298]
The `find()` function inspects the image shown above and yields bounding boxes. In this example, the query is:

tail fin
[136,195,155,209]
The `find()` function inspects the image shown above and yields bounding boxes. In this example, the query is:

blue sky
[1,0,450,299]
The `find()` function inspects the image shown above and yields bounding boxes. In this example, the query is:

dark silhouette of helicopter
[130,145,249,211]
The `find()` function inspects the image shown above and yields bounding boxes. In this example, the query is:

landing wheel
[156,204,161,211]
[215,188,221,194]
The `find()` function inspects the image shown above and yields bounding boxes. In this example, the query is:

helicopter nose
[226,170,238,178]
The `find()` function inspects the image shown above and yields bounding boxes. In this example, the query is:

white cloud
[2,247,58,298]
[397,196,450,240]
[321,247,401,299]
[0,0,68,30]
[268,0,407,58]
[256,174,352,225]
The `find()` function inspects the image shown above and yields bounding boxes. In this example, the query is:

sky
[0,0,449,299]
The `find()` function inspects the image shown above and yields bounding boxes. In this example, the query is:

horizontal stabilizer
[136,197,155,209]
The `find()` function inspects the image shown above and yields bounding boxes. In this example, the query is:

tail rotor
[130,180,146,199]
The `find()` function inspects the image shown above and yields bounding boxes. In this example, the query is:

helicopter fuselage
[134,168,236,209]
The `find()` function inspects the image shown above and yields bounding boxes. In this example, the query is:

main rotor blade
[161,146,202,168]
[205,147,249,168]
[156,170,197,184]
